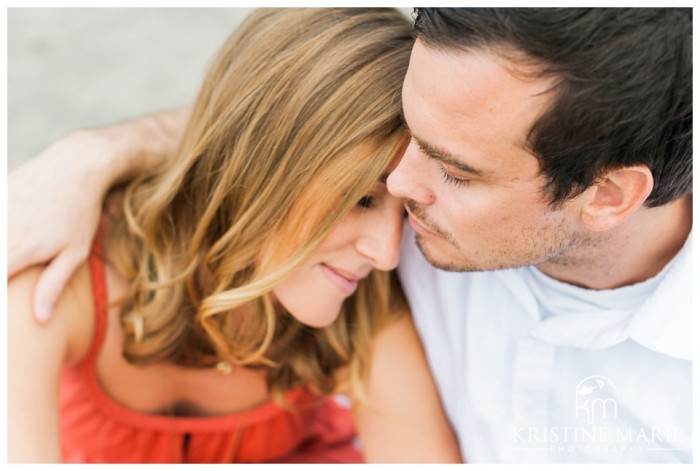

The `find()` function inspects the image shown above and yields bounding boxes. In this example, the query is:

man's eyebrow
[399,106,485,176]
[413,134,485,177]
[399,106,484,177]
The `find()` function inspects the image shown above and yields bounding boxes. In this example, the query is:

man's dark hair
[413,8,692,207]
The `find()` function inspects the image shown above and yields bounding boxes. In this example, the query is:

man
[389,8,692,463]
[8,8,692,463]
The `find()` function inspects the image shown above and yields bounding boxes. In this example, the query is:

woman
[8,8,460,463]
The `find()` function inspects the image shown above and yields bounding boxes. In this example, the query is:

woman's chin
[288,306,342,329]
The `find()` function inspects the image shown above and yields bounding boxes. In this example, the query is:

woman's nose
[356,201,403,271]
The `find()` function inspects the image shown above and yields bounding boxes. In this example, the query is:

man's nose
[387,143,435,206]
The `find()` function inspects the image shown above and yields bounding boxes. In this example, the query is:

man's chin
[414,234,523,273]
[415,235,476,272]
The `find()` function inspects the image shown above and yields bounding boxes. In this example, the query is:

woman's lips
[320,264,360,295]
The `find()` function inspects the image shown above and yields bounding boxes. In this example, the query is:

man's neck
[536,195,692,290]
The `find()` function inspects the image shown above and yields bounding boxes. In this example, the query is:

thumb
[32,250,84,323]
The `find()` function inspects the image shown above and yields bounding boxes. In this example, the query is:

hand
[8,130,112,322]
[9,108,189,322]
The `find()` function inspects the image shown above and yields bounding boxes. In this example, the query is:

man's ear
[580,165,654,231]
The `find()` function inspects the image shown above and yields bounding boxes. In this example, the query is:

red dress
[59,239,363,463]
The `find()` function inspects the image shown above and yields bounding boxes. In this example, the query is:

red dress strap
[81,232,109,366]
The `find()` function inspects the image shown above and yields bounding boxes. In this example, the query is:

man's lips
[407,211,438,237]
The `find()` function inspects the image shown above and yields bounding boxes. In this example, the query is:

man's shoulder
[628,232,693,361]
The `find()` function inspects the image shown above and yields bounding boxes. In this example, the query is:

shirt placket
[507,336,556,463]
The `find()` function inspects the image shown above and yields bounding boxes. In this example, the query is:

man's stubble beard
[413,209,600,274]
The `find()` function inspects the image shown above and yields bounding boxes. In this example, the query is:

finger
[7,239,38,279]
[32,250,84,323]
[7,250,28,279]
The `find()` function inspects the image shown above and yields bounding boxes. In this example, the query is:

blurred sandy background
[7,7,412,172]
[7,8,254,171]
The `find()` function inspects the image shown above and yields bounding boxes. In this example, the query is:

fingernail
[35,302,54,322]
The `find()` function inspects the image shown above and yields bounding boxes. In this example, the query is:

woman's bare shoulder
[8,261,96,365]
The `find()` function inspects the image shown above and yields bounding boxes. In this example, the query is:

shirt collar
[526,233,692,360]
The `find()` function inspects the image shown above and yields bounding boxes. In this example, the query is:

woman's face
[272,180,404,327]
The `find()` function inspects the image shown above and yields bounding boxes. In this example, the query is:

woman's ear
[580,165,654,231]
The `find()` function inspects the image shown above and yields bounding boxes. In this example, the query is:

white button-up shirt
[399,223,692,463]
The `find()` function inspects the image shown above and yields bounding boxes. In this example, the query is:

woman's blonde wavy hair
[104,8,413,401]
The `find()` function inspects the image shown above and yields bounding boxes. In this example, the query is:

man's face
[388,40,589,272]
